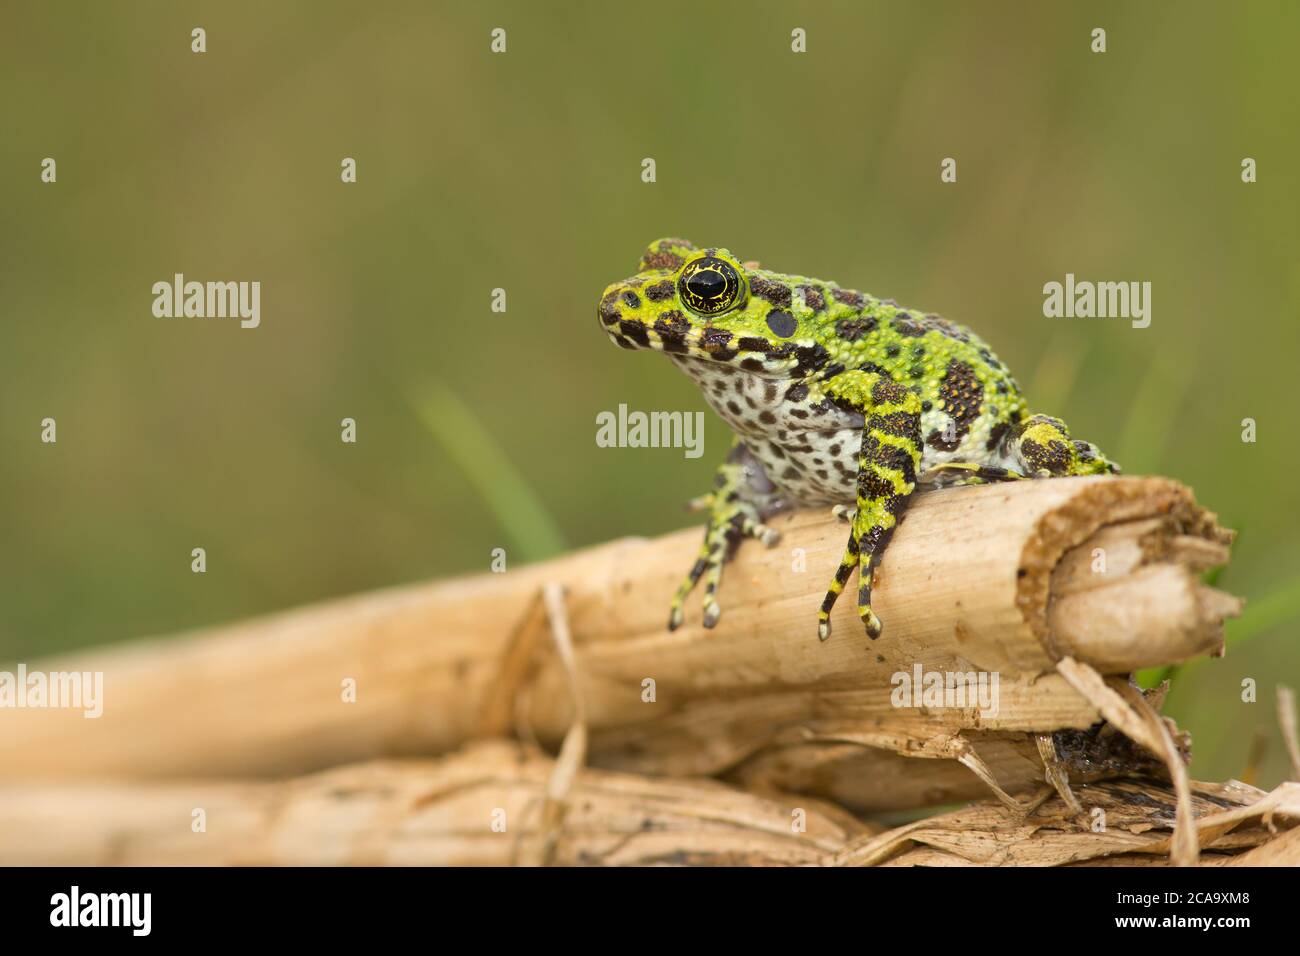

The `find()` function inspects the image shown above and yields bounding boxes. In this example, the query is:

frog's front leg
[818,372,923,641]
[668,438,788,631]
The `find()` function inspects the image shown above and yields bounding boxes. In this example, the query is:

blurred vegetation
[1,1,1296,786]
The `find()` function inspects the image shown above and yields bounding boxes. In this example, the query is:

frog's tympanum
[599,238,1118,641]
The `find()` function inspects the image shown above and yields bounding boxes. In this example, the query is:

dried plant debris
[833,779,1299,867]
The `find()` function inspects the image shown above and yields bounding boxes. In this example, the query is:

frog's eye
[678,256,744,317]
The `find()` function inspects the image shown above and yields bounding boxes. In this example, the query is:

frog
[597,238,1118,641]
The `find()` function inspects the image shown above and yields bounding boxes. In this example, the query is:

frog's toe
[668,486,783,632]
[831,504,856,523]
[857,551,884,639]
[745,519,781,547]
[684,493,715,513]
[702,598,722,628]
[667,555,709,631]
[859,597,883,639]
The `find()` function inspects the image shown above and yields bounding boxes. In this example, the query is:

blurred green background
[2,1,1297,786]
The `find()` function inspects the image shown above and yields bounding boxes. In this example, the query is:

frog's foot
[668,495,780,630]
[1014,415,1120,477]
[818,504,891,641]
[831,504,856,523]
[918,461,1028,489]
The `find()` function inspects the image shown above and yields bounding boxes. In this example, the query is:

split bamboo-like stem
[0,476,1239,813]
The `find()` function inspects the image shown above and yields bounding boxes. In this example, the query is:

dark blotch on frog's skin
[792,343,830,377]
[1021,437,1071,474]
[749,276,792,308]
[766,309,797,338]
[859,471,897,502]
[926,314,971,343]
[985,420,1012,452]
[894,313,926,337]
[836,316,877,341]
[799,285,826,312]
[639,238,695,273]
[926,429,959,451]
[642,250,685,271]
[926,359,983,450]
[738,336,771,353]
[784,383,809,403]
[655,310,689,335]
[870,378,911,406]
[702,328,733,349]
[645,280,675,302]
[831,288,864,307]
[619,320,649,347]
[654,310,690,353]
[702,326,737,361]
[868,441,919,487]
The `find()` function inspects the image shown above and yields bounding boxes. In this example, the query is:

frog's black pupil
[678,256,741,316]
[687,269,726,300]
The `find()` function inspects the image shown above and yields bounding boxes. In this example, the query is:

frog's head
[598,238,814,377]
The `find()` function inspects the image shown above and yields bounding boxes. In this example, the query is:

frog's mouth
[598,281,803,377]
[598,282,691,354]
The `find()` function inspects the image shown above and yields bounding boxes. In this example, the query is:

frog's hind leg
[918,461,1028,489]
[817,372,923,641]
[668,438,788,631]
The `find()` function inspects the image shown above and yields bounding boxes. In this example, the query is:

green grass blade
[409,381,568,563]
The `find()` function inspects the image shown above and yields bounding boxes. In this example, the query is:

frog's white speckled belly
[672,356,1015,506]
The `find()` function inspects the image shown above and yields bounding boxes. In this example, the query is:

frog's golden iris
[678,256,744,317]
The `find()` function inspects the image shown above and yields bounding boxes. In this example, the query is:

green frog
[598,238,1118,641]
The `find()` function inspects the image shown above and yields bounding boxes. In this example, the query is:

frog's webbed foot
[668,441,786,631]
[817,372,923,642]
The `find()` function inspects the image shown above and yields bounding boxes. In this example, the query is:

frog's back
[802,280,1028,476]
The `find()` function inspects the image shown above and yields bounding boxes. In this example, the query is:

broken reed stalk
[0,476,1240,814]
[0,741,870,867]
[1,741,1294,867]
